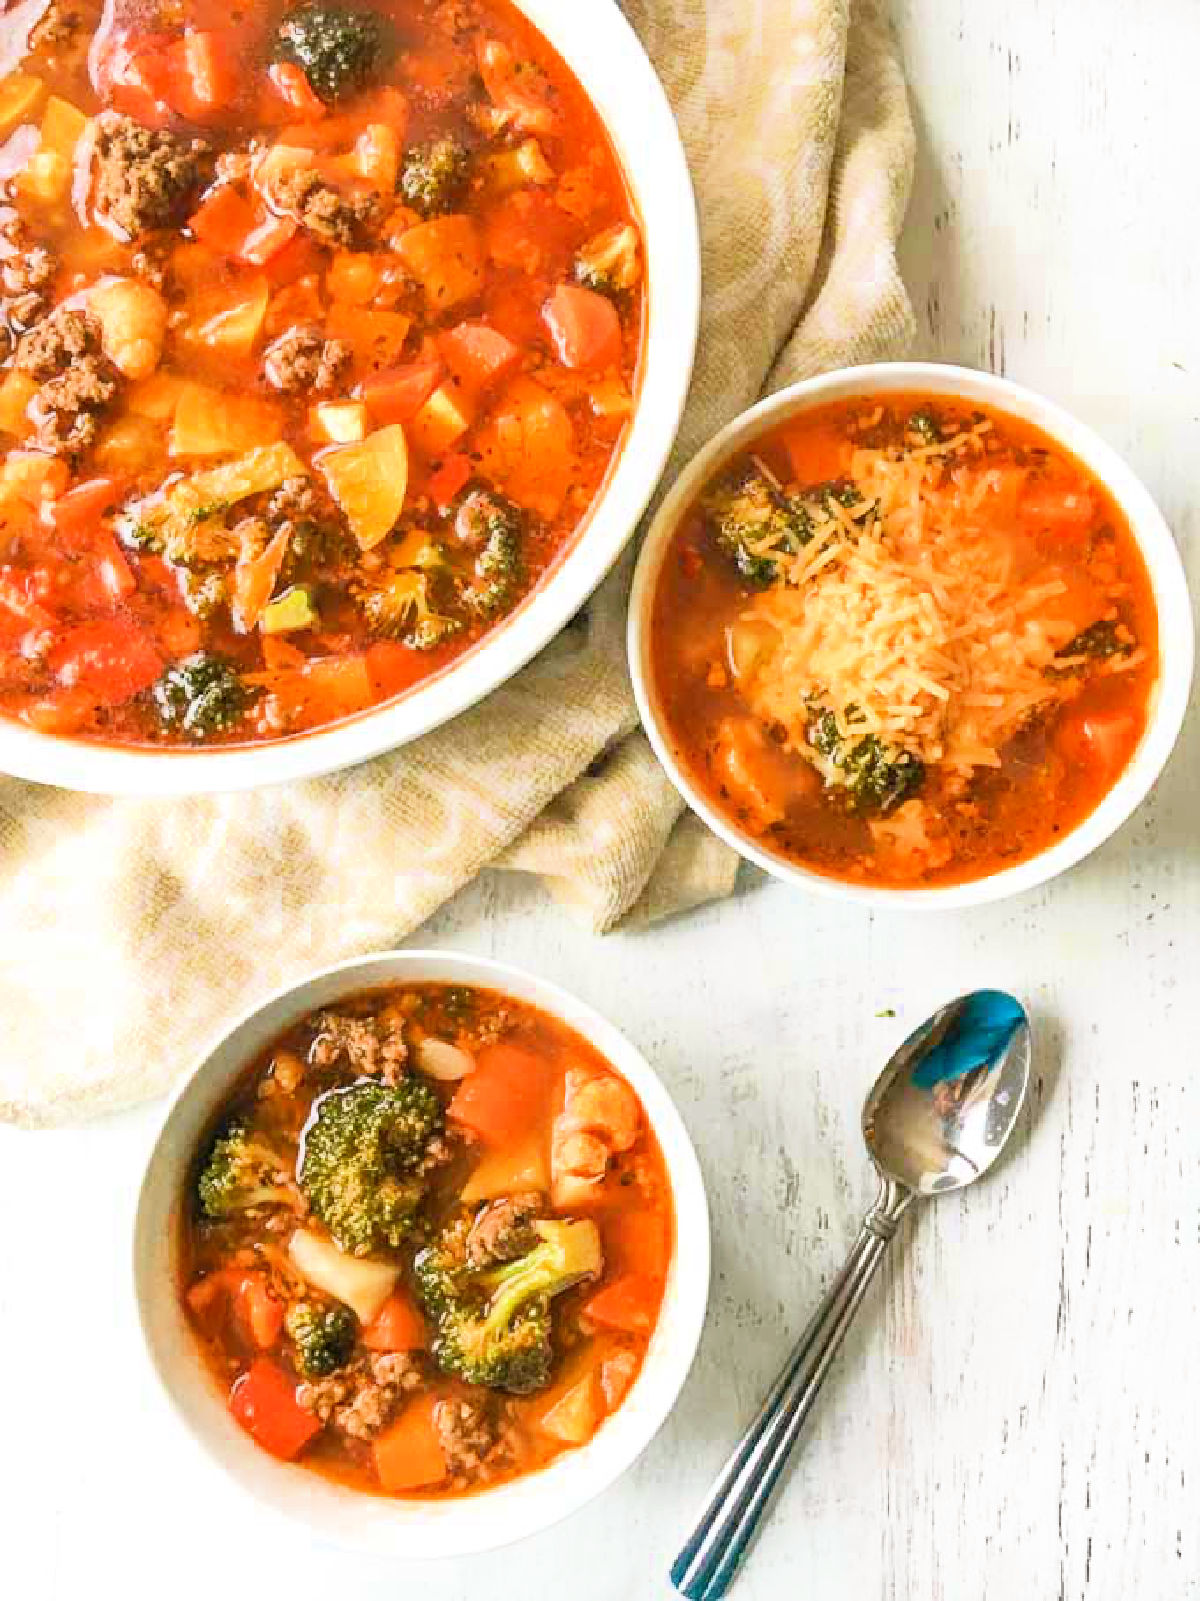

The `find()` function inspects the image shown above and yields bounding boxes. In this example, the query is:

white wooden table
[4,4,1199,1597]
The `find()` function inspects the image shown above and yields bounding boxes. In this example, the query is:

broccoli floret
[415,1215,602,1395]
[197,1121,299,1220]
[574,223,641,299]
[454,490,523,618]
[1059,619,1133,661]
[285,1300,358,1377]
[808,708,925,815]
[462,528,521,618]
[701,465,814,587]
[400,137,470,218]
[299,1079,444,1258]
[356,568,463,649]
[152,652,253,740]
[274,3,393,103]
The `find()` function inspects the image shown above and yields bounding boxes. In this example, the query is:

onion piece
[414,1035,476,1081]
[287,1227,398,1325]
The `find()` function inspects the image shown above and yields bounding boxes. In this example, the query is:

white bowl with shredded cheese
[629,362,1193,909]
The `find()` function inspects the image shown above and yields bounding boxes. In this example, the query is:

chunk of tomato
[1056,708,1139,777]
[542,284,621,372]
[358,360,445,425]
[48,478,125,541]
[49,619,162,706]
[437,321,523,392]
[229,1359,321,1461]
[1021,483,1095,539]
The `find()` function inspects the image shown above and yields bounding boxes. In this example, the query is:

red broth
[0,0,644,746]
[180,983,673,1498]
[650,394,1159,888]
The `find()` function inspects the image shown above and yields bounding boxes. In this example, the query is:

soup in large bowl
[0,0,697,789]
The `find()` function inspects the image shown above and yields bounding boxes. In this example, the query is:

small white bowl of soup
[133,951,709,1556]
[629,363,1193,909]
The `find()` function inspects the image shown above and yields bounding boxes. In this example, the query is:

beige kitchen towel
[0,0,915,1125]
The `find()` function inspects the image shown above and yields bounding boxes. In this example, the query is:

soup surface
[651,394,1159,887]
[181,983,673,1498]
[0,0,643,746]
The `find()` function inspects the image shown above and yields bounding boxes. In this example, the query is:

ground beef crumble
[465,1193,543,1267]
[263,323,352,395]
[434,1397,499,1475]
[308,1009,409,1083]
[92,113,209,239]
[272,167,378,248]
[0,208,56,336]
[297,1351,425,1441]
[15,308,118,458]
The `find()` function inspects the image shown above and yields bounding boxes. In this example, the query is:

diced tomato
[48,478,124,541]
[1056,708,1139,776]
[229,1359,321,1461]
[0,568,56,632]
[49,619,162,706]
[240,1275,285,1349]
[362,1291,427,1352]
[358,360,444,425]
[365,639,441,698]
[484,190,575,277]
[102,35,176,125]
[261,635,306,671]
[542,284,621,372]
[186,1269,284,1348]
[96,533,137,600]
[372,1396,447,1492]
[582,1275,662,1335]
[23,687,99,737]
[448,1042,555,1147]
[189,186,257,257]
[268,61,327,120]
[606,1211,671,1282]
[241,214,298,267]
[1021,483,1095,534]
[175,31,236,115]
[426,451,473,511]
[262,232,325,287]
[437,321,522,392]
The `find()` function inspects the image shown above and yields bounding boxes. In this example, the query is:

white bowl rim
[628,360,1195,912]
[2,0,700,796]
[132,949,711,1558]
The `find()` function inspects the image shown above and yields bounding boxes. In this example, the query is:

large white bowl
[4,3,699,794]
[133,951,711,1557]
[628,362,1194,911]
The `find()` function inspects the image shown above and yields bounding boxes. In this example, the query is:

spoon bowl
[864,989,1032,1196]
[672,990,1033,1601]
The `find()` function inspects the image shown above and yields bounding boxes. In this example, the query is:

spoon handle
[670,1178,911,1601]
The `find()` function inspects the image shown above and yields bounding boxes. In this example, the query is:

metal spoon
[671,989,1032,1601]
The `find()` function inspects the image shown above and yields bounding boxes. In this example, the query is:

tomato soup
[180,982,673,1498]
[650,395,1159,887]
[0,0,644,745]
